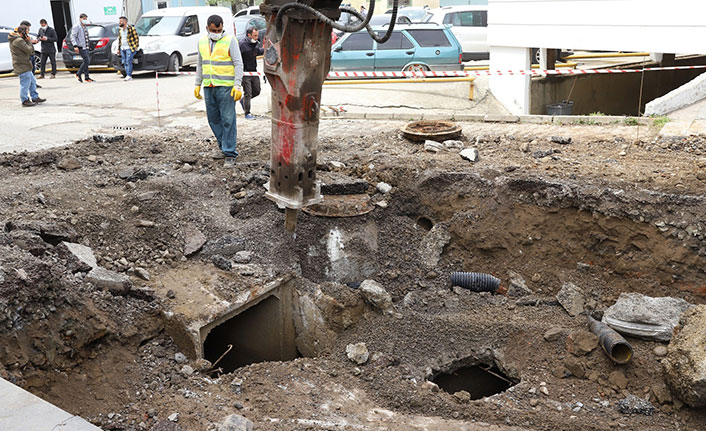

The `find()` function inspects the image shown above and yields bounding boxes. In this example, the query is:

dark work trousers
[240,75,261,115]
[77,48,90,79]
[40,52,57,77]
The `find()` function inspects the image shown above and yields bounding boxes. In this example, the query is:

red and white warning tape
[157,64,706,79]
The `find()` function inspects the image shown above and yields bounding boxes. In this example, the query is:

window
[181,15,199,35]
[251,18,267,31]
[341,33,373,51]
[156,1,167,9]
[459,11,487,27]
[442,13,455,25]
[406,29,451,47]
[376,32,413,50]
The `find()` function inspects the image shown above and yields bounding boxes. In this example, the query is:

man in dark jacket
[238,26,263,120]
[38,19,57,79]
[9,25,46,106]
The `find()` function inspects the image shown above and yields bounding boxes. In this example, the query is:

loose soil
[1,119,706,431]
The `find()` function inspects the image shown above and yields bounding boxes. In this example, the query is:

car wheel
[404,63,427,73]
[33,53,41,72]
[167,53,180,72]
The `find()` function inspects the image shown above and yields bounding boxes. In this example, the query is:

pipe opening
[432,363,519,400]
[203,295,299,374]
[609,343,633,363]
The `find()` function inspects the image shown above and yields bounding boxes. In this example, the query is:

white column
[489,46,530,115]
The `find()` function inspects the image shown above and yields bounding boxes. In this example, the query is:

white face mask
[209,31,223,41]
[41,25,47,29]
[81,19,89,25]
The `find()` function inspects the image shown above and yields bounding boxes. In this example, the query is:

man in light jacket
[71,13,94,82]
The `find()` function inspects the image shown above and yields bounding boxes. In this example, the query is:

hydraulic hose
[275,0,399,43]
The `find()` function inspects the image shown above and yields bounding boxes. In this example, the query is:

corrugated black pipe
[587,315,634,364]
[450,272,500,293]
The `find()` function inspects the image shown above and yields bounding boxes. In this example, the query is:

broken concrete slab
[0,377,101,431]
[663,304,706,407]
[359,279,393,313]
[603,293,692,341]
[556,282,584,317]
[418,224,450,269]
[202,235,246,257]
[56,241,97,272]
[86,266,132,295]
[459,148,478,162]
[183,224,207,257]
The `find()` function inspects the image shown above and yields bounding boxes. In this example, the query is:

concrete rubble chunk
[550,136,572,145]
[218,414,254,431]
[135,268,150,281]
[183,224,207,257]
[376,182,392,194]
[602,292,692,341]
[424,140,443,153]
[442,140,464,150]
[454,390,471,402]
[202,235,246,256]
[234,251,253,264]
[57,241,97,272]
[418,224,450,269]
[507,271,532,297]
[566,330,598,356]
[556,282,584,317]
[663,304,706,407]
[167,413,179,422]
[617,394,655,416]
[86,267,132,295]
[359,279,393,313]
[346,342,369,365]
[543,327,563,342]
[57,156,82,170]
[459,147,479,162]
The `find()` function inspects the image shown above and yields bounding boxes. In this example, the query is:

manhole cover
[302,194,373,218]
[401,120,462,142]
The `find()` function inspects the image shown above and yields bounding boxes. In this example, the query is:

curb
[320,111,655,126]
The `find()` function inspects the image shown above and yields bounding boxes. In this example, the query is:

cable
[274,0,399,43]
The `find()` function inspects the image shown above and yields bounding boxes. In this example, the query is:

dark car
[233,15,266,43]
[61,23,120,68]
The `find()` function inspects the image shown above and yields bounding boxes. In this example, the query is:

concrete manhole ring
[401,120,462,142]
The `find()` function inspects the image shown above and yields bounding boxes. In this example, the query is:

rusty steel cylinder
[587,315,634,364]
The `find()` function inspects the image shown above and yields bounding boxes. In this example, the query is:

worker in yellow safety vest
[194,14,244,167]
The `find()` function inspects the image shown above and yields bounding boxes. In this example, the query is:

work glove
[231,85,243,102]
[194,86,202,100]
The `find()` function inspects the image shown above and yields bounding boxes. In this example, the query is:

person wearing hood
[9,24,45,107]
[194,15,244,168]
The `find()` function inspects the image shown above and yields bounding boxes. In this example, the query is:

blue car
[330,23,463,72]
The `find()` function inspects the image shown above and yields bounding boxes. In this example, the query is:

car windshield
[403,10,429,21]
[87,26,105,38]
[135,16,183,36]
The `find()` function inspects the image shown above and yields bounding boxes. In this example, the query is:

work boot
[211,150,226,160]
[50,74,56,79]
[22,100,36,107]
[32,97,46,104]
[223,157,236,168]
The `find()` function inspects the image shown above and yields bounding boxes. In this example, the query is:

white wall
[1,1,54,29]
[74,0,123,24]
[488,0,706,54]
[487,0,706,114]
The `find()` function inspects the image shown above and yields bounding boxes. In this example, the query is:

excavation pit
[432,360,519,400]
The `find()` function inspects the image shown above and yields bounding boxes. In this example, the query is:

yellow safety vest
[199,35,235,87]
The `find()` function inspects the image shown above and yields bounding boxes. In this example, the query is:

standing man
[9,24,46,106]
[71,13,94,83]
[194,15,244,167]
[238,26,263,120]
[117,16,139,81]
[38,19,58,79]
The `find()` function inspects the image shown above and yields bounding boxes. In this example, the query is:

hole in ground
[416,216,434,231]
[432,364,518,400]
[203,295,299,373]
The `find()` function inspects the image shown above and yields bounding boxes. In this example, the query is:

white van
[424,5,488,61]
[111,6,234,73]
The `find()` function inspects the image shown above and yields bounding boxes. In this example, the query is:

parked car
[330,23,462,72]
[385,7,432,23]
[424,5,488,61]
[62,23,120,68]
[234,6,261,17]
[0,27,42,72]
[233,15,266,42]
[111,6,234,74]
[368,14,412,26]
